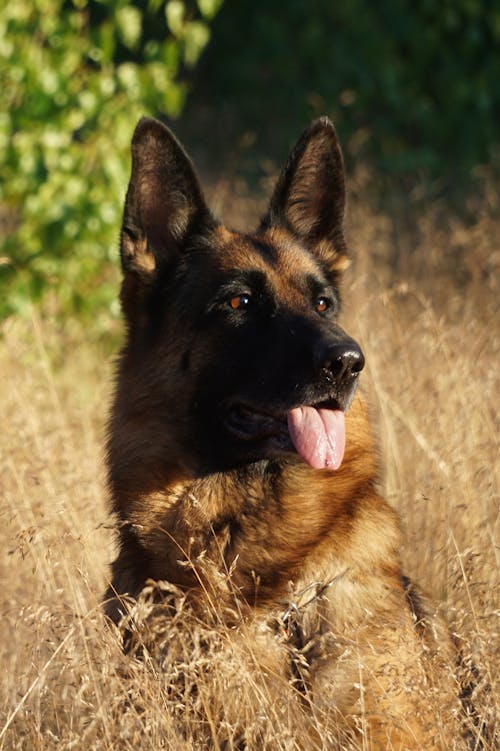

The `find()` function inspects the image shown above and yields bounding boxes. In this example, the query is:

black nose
[316,341,365,384]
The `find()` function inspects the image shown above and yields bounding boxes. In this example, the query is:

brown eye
[315,297,330,313]
[229,293,251,310]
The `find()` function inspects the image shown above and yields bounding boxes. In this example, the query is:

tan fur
[106,117,468,750]
[109,399,465,749]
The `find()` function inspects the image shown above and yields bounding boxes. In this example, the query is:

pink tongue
[287,407,346,470]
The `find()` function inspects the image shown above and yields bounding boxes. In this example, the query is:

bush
[0,0,222,324]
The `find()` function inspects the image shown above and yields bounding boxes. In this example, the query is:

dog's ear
[261,117,349,275]
[120,117,212,279]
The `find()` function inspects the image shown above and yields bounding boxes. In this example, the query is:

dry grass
[0,192,498,750]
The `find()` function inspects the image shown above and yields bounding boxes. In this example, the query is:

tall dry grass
[0,191,498,749]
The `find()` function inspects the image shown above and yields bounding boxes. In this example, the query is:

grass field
[0,189,498,749]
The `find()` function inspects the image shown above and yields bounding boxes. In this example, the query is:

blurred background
[1,4,498,746]
[1,0,499,332]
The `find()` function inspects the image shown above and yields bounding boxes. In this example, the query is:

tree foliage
[195,0,499,181]
[1,0,498,322]
[0,0,221,322]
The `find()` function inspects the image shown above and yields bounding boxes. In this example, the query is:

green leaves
[166,1,212,67]
[0,0,221,325]
[116,6,142,50]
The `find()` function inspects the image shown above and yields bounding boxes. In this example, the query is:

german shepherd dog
[105,118,467,749]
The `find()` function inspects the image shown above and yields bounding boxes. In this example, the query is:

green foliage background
[0,0,221,325]
[193,0,499,181]
[1,0,498,325]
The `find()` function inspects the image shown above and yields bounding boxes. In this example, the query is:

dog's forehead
[212,225,328,296]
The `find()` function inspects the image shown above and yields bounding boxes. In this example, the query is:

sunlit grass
[0,195,497,749]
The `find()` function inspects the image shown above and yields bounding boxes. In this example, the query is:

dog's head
[115,117,364,475]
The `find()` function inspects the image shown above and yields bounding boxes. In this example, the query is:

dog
[105,117,467,749]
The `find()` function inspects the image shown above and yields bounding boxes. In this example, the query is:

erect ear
[120,117,212,279]
[261,117,349,275]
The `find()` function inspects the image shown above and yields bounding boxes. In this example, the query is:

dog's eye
[315,297,331,313]
[229,294,251,310]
